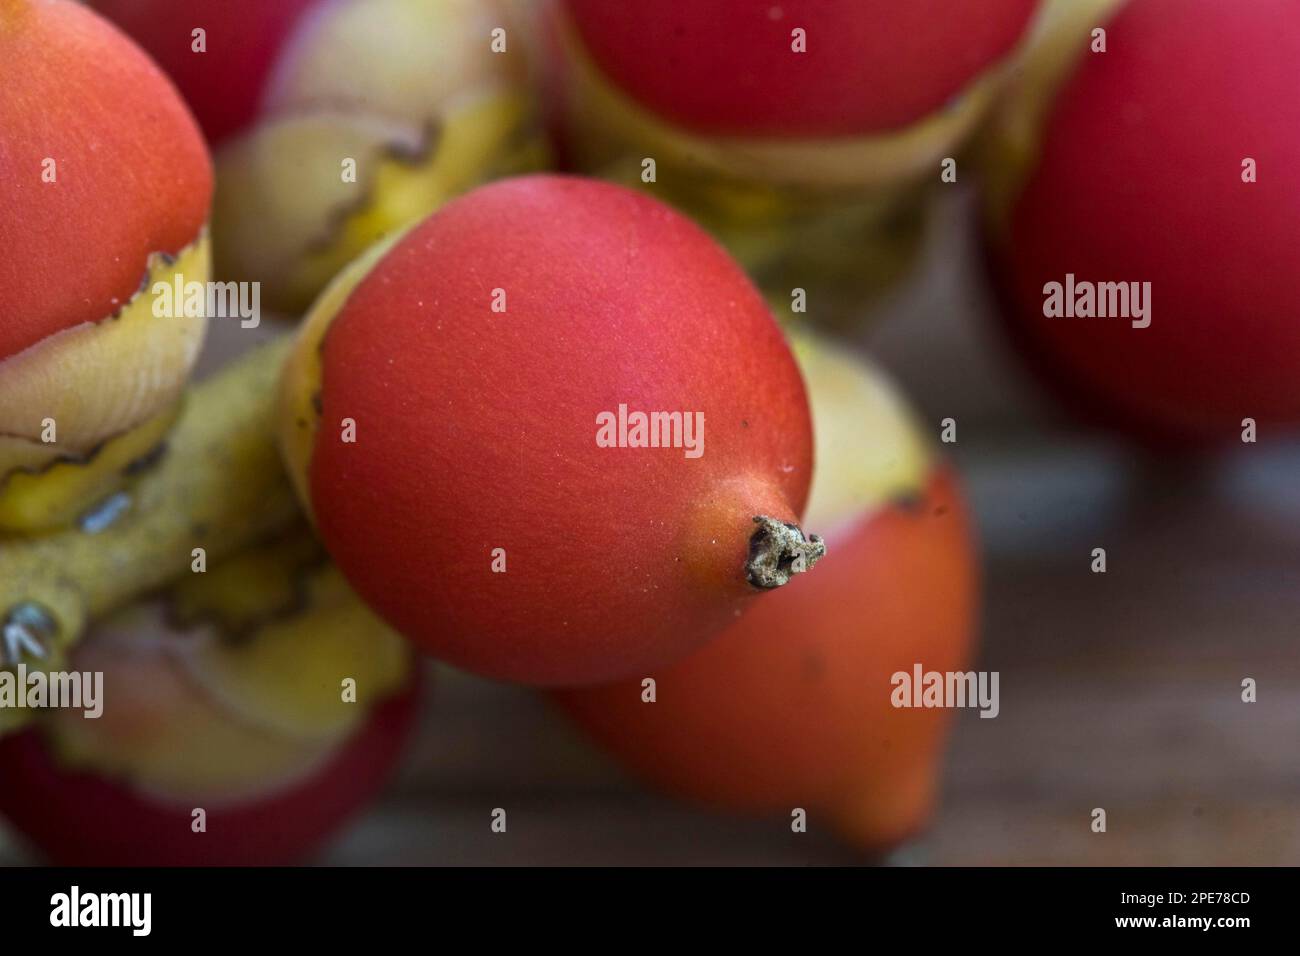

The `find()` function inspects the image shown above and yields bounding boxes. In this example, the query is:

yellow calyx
[0,234,211,532]
[167,524,411,741]
[0,403,179,534]
[175,561,410,740]
[305,92,545,295]
[790,331,934,535]
[213,91,546,314]
[276,230,406,521]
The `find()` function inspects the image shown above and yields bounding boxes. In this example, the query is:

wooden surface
[4,191,1298,866]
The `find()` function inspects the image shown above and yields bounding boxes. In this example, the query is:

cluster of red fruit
[1,0,1295,865]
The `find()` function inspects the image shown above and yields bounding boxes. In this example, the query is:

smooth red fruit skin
[88,0,322,147]
[311,175,814,686]
[0,674,422,866]
[0,0,212,361]
[992,0,1300,444]
[554,468,977,851]
[562,0,1041,138]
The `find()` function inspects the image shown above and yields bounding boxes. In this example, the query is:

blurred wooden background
[4,190,1298,866]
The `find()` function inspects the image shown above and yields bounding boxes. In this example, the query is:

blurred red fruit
[0,672,422,866]
[562,0,1041,138]
[984,0,1300,443]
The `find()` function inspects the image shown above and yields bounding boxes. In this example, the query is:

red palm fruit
[89,0,545,313]
[550,0,1042,190]
[546,0,1043,328]
[0,0,213,530]
[553,334,979,851]
[87,0,321,148]
[0,563,421,866]
[981,0,1300,443]
[276,175,824,686]
[564,0,1041,139]
[0,680,420,866]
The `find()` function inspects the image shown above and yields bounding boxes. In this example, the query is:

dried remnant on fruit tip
[746,516,826,590]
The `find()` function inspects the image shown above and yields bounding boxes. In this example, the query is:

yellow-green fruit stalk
[0,339,300,733]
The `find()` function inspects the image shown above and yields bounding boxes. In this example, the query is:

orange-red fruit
[294,175,817,686]
[561,0,1041,138]
[0,0,212,360]
[0,673,420,866]
[554,467,977,851]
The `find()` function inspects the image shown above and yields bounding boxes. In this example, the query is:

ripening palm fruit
[554,333,979,851]
[91,0,549,314]
[980,0,1300,443]
[0,530,421,866]
[277,175,824,686]
[0,0,213,533]
[545,0,1044,321]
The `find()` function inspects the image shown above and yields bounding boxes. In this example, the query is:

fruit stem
[0,338,301,668]
[746,516,826,589]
